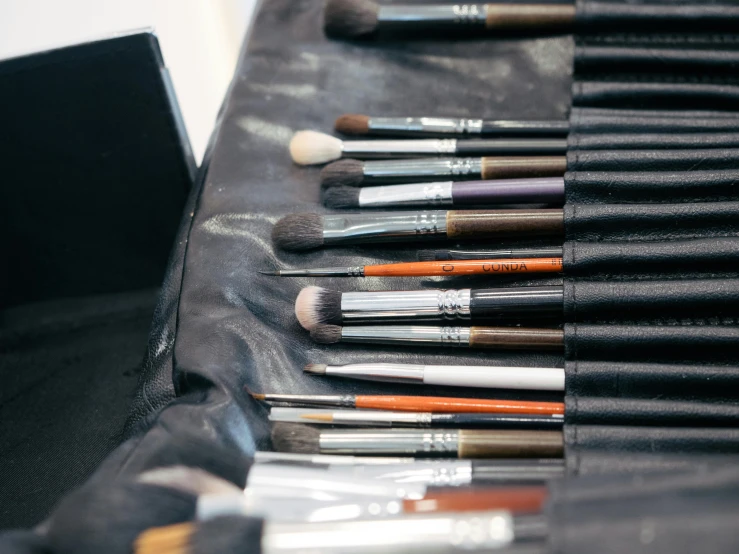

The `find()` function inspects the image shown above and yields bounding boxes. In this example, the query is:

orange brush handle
[364,258,563,277]
[405,486,549,515]
[355,395,565,415]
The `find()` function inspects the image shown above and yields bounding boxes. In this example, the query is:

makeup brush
[289,130,567,166]
[271,209,564,251]
[295,286,564,328]
[322,177,565,209]
[271,423,565,458]
[302,363,564,391]
[309,324,564,351]
[271,407,565,429]
[250,392,564,415]
[419,247,563,261]
[336,114,570,138]
[321,157,567,186]
[324,0,576,39]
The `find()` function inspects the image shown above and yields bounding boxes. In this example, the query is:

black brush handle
[482,120,570,137]
[455,138,567,156]
[427,247,564,261]
[432,413,564,429]
[470,287,564,318]
[471,459,565,483]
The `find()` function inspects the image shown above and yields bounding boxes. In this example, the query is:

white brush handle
[423,365,564,391]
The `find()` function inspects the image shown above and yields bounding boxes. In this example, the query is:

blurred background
[0,0,259,163]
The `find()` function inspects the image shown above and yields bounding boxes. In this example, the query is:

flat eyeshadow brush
[324,0,576,39]
[302,363,564,391]
[323,177,565,209]
[336,114,570,138]
[271,423,565,458]
[309,324,564,351]
[290,130,567,165]
[295,286,564,328]
[271,209,565,251]
[419,247,564,261]
[250,392,565,416]
[270,407,565,429]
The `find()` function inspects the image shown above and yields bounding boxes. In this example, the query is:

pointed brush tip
[258,270,281,276]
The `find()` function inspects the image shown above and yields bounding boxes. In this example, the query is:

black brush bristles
[272,213,324,252]
[322,186,361,209]
[295,287,343,330]
[324,0,380,39]
[320,159,365,188]
[418,250,443,262]
[310,325,343,345]
[271,423,322,454]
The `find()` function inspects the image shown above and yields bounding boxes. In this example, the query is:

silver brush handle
[340,325,472,347]
[320,429,461,455]
[322,211,447,244]
[378,4,488,26]
[341,289,471,322]
[368,117,484,136]
[362,158,482,182]
[349,462,473,487]
[342,139,457,158]
[358,182,454,208]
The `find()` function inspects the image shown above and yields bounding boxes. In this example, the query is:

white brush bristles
[290,130,343,165]
[295,286,323,330]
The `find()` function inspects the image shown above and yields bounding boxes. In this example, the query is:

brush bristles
[417,250,440,262]
[335,114,370,135]
[324,0,380,38]
[322,186,361,209]
[320,159,365,188]
[289,130,344,166]
[135,523,194,554]
[271,423,322,454]
[295,287,343,330]
[310,324,343,345]
[272,213,324,252]
[304,363,328,375]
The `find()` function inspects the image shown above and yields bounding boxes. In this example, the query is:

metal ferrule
[277,267,365,277]
[357,182,454,208]
[319,429,461,455]
[340,325,472,347]
[265,394,356,408]
[361,158,482,182]
[328,409,431,424]
[340,289,471,322]
[368,117,484,137]
[350,462,473,487]
[378,4,488,27]
[342,139,457,159]
[322,211,447,244]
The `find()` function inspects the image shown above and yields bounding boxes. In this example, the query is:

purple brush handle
[452,177,565,205]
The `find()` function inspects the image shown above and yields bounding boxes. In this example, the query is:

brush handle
[481,120,570,137]
[433,414,564,429]
[469,327,564,350]
[403,486,549,514]
[485,4,576,30]
[354,395,565,415]
[423,365,565,391]
[458,430,565,458]
[427,247,564,260]
[364,258,563,277]
[451,177,565,205]
[455,139,566,156]
[471,460,566,482]
[470,286,564,318]
[446,209,565,238]
[481,156,567,179]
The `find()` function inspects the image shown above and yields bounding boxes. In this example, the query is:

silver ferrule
[362,158,482,182]
[350,462,473,487]
[320,429,461,455]
[277,266,365,277]
[368,117,484,137]
[322,211,447,244]
[340,325,472,347]
[358,182,454,208]
[341,289,471,322]
[263,511,514,554]
[265,394,356,408]
[378,4,488,26]
[329,409,431,424]
[342,139,457,159]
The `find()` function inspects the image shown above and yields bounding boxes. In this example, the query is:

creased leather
[573,81,739,110]
[567,149,739,172]
[570,133,739,151]
[567,451,739,477]
[570,109,739,134]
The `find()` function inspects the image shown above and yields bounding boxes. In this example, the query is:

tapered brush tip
[272,213,324,252]
[320,159,365,188]
[295,287,342,330]
[304,363,328,375]
[324,0,380,38]
[335,114,370,135]
[322,185,361,209]
[271,423,322,454]
[310,324,343,345]
[289,130,344,166]
[417,250,439,262]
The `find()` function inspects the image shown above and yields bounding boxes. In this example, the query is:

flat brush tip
[310,324,343,345]
[324,0,380,38]
[304,363,328,375]
[320,159,365,187]
[335,114,370,135]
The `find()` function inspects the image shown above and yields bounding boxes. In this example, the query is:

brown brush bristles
[324,0,380,38]
[135,523,194,554]
[320,159,365,188]
[310,324,343,345]
[322,186,361,209]
[271,422,322,454]
[271,213,324,252]
[335,114,370,135]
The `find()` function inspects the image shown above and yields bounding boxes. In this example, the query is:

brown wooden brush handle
[404,486,549,514]
[447,209,565,239]
[481,156,567,179]
[469,327,564,350]
[485,4,576,30]
[458,430,564,458]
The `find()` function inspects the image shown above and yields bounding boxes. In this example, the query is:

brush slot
[469,327,564,350]
[481,119,570,137]
[447,209,565,239]
[567,148,739,172]
[470,287,564,318]
[569,107,739,135]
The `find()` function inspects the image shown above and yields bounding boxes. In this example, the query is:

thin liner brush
[250,391,565,416]
[270,209,565,252]
[336,114,570,138]
[263,257,564,277]
[324,0,576,39]
[322,177,565,209]
[419,247,564,261]
[271,423,565,458]
[320,156,567,187]
[289,130,567,165]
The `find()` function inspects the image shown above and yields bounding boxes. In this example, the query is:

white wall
[0,0,258,163]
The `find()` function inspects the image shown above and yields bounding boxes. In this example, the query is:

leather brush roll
[567,148,739,172]
[569,107,739,135]
[572,81,739,110]
[570,133,739,151]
